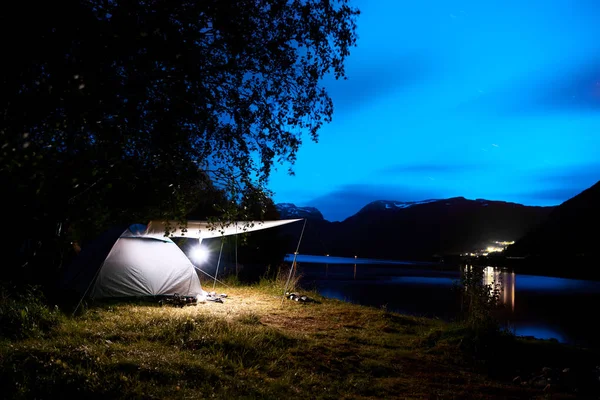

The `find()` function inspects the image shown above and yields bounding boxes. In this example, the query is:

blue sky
[268,0,600,221]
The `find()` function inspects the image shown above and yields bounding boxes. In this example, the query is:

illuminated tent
[62,219,301,301]
[62,224,203,300]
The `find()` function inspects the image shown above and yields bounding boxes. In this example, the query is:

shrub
[458,265,502,332]
[0,284,62,339]
[453,266,515,362]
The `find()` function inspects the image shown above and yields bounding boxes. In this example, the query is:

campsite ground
[1,282,599,399]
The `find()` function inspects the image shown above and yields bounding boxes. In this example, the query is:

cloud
[528,60,600,112]
[508,163,600,205]
[378,163,477,176]
[325,52,434,113]
[537,163,600,186]
[520,187,584,203]
[304,184,441,222]
[457,59,600,115]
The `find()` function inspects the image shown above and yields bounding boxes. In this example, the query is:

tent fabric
[89,236,202,298]
[63,227,203,299]
[60,225,129,298]
[145,219,302,239]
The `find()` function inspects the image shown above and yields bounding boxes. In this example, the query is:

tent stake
[213,239,224,290]
[282,219,307,305]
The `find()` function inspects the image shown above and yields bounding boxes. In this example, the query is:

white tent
[63,225,203,299]
[89,227,203,298]
[63,219,302,301]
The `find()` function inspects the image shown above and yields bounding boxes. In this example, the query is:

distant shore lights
[461,240,515,257]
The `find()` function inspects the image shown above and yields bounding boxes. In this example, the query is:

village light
[191,246,209,263]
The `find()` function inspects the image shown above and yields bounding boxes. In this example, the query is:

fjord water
[292,259,600,348]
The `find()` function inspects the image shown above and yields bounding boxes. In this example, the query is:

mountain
[276,203,324,220]
[276,197,553,260]
[507,180,600,258]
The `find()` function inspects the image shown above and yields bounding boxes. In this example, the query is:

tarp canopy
[145,219,302,240]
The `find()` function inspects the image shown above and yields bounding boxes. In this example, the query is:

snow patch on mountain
[275,203,324,220]
[369,199,440,211]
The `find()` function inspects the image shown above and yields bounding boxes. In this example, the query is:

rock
[532,378,547,389]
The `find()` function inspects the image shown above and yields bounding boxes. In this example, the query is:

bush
[458,265,502,333]
[452,266,515,363]
[0,284,62,339]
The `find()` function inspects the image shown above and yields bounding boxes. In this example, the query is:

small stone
[532,378,547,388]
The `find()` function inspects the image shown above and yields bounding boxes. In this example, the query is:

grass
[1,281,598,399]
[0,285,62,339]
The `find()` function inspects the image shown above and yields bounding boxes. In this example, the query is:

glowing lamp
[191,246,209,263]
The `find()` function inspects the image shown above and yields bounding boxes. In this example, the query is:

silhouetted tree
[0,0,359,283]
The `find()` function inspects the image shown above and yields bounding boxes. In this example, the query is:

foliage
[458,265,502,332]
[0,284,62,339]
[0,0,359,282]
[445,265,517,364]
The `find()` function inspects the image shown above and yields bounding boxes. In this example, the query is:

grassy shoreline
[1,283,598,399]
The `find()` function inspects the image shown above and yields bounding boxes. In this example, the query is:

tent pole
[235,223,238,278]
[213,239,224,290]
[193,265,232,288]
[282,219,307,305]
[72,260,104,317]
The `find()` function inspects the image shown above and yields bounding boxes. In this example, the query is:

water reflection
[460,265,516,311]
[482,266,515,311]
[391,276,456,285]
[299,263,600,346]
[516,325,566,343]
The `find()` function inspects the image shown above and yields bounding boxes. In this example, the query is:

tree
[0,0,359,283]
